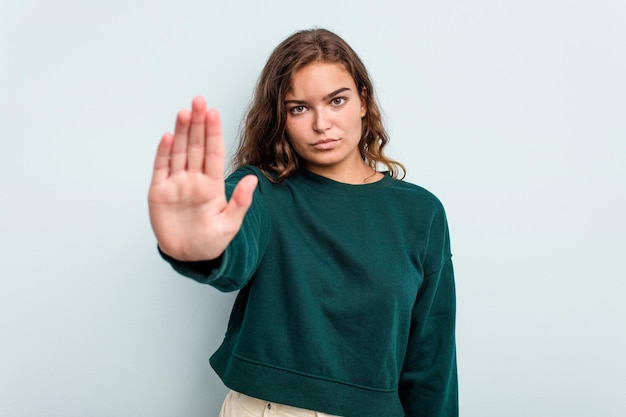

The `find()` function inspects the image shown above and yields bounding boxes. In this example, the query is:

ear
[360,87,367,118]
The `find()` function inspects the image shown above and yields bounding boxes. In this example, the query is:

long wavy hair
[232,28,405,182]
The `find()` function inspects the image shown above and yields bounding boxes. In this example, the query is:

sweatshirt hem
[210,341,405,417]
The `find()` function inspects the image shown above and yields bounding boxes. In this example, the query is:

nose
[313,108,331,133]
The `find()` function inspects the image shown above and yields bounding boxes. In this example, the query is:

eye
[289,105,307,115]
[331,97,346,106]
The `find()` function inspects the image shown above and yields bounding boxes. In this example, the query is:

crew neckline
[296,168,395,196]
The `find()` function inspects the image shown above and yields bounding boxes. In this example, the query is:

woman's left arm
[399,206,459,417]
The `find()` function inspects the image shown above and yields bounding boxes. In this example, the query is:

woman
[149,28,458,417]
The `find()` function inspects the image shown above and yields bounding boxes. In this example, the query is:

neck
[304,161,383,184]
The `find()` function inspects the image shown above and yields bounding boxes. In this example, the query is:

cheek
[285,118,306,140]
[351,112,365,133]
[284,126,303,153]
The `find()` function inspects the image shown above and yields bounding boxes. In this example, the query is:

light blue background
[2,1,625,416]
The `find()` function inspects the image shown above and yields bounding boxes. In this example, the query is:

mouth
[312,138,339,150]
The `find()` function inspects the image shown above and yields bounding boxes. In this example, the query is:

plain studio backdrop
[1,1,624,416]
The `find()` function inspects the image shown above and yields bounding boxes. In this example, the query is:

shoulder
[385,176,447,215]
[227,166,276,186]
[227,165,265,181]
[227,166,288,198]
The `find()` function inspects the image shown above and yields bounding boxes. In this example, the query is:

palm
[148,97,257,261]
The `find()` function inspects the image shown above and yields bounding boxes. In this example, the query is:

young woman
[149,28,458,417]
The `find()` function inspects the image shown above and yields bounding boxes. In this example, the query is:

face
[284,62,367,179]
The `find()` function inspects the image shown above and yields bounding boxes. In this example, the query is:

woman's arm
[399,206,459,417]
[148,97,258,262]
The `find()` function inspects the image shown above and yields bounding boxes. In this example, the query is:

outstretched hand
[148,97,258,261]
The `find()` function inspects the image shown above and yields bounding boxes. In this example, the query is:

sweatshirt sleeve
[158,167,271,292]
[399,203,459,417]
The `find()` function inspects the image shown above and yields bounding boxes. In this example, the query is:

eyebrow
[284,87,351,105]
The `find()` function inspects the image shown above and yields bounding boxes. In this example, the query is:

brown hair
[232,28,405,182]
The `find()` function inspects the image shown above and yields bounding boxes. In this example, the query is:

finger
[222,175,258,231]
[187,97,208,172]
[203,108,226,179]
[170,109,191,173]
[151,133,174,185]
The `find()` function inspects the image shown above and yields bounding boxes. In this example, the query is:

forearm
[400,258,458,417]
[159,168,271,292]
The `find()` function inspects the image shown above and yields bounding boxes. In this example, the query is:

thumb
[223,175,258,226]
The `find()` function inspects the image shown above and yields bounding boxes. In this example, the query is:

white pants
[219,390,340,417]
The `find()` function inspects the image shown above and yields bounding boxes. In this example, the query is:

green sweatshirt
[160,166,458,417]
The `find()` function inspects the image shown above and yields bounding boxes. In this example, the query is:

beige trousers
[219,390,340,417]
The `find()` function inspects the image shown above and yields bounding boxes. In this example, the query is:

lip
[312,138,339,150]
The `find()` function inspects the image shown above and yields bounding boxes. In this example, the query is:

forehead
[287,62,356,96]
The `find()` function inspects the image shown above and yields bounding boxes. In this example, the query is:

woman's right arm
[158,165,272,292]
[148,97,258,262]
